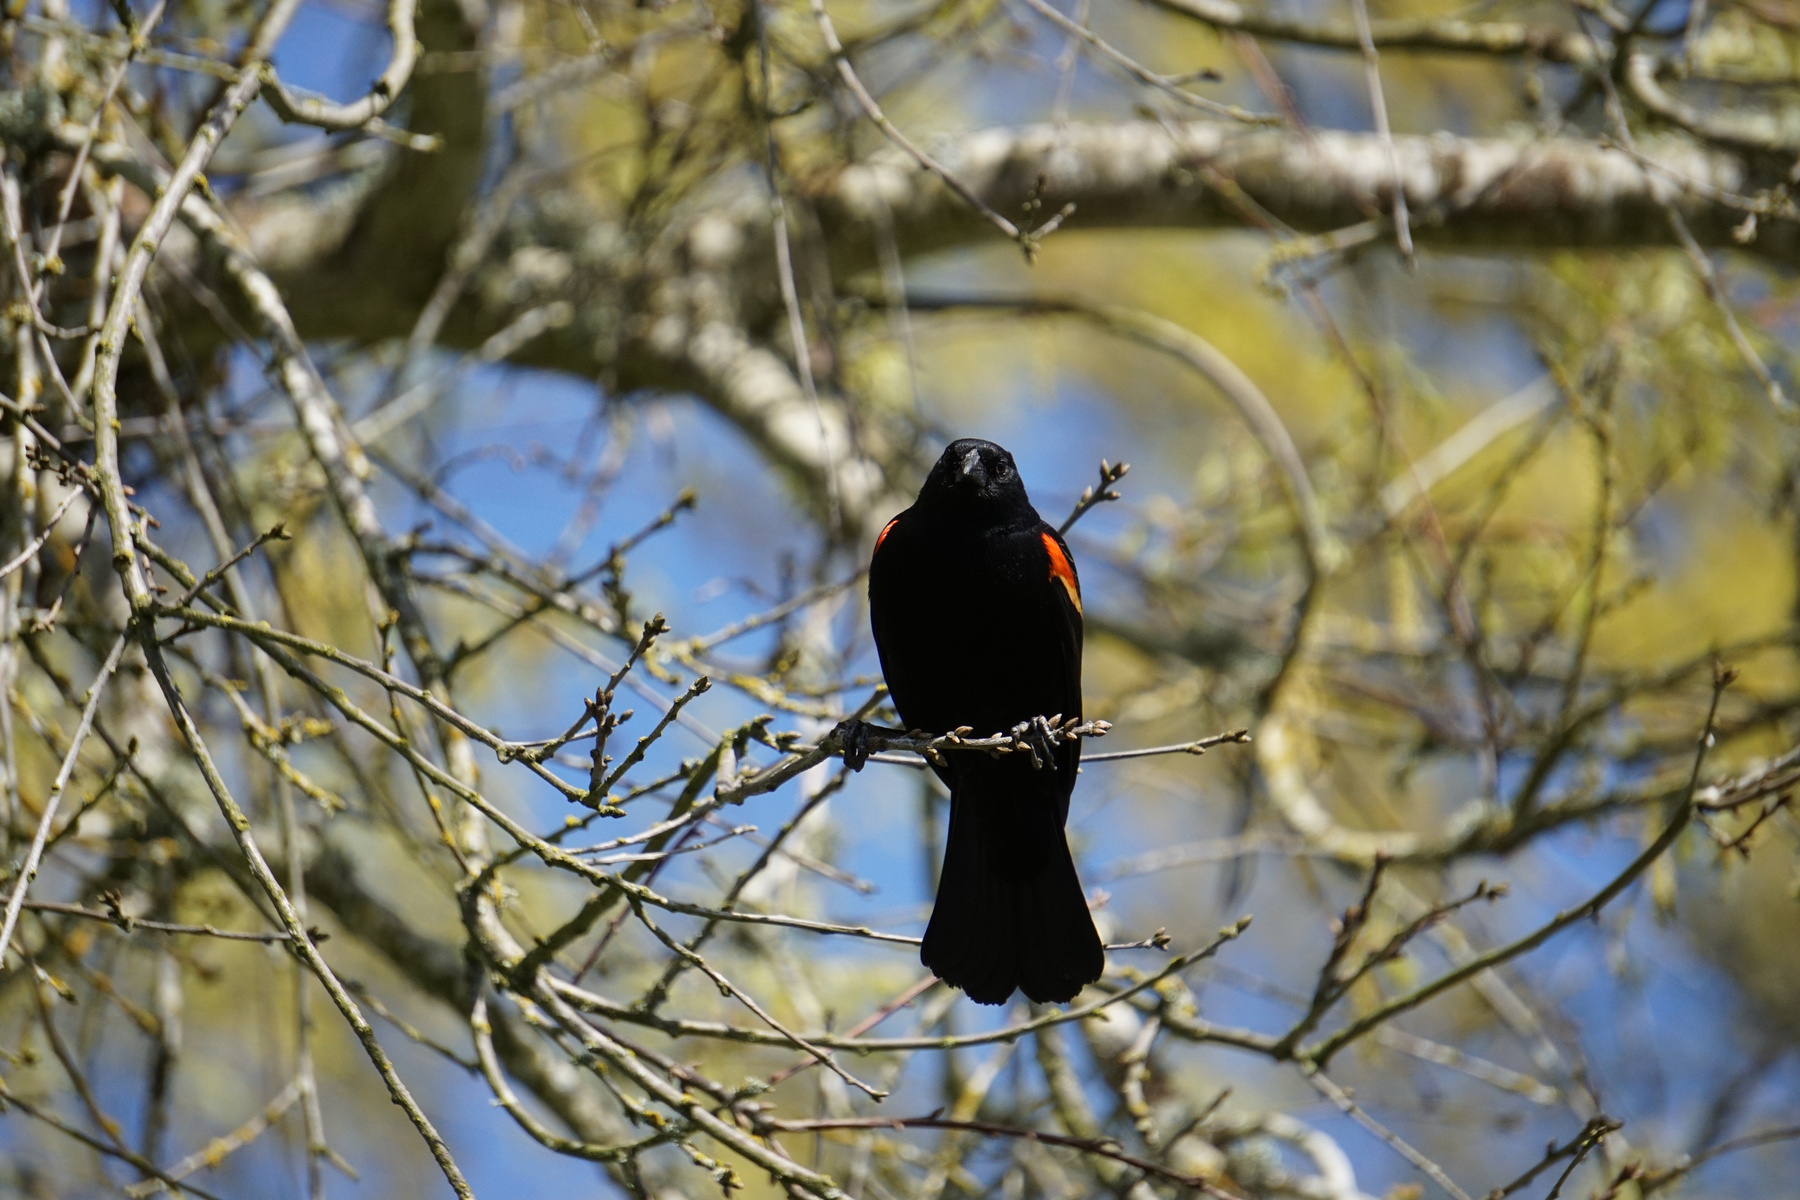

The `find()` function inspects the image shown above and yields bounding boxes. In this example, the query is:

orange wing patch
[1041,532,1081,614]
[875,517,900,552]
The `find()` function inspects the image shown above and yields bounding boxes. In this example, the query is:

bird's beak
[959,447,984,482]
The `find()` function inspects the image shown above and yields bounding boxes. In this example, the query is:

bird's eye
[996,461,1013,479]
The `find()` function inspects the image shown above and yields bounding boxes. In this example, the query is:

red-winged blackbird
[867,439,1104,1005]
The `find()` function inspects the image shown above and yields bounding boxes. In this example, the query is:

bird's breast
[870,521,1077,739]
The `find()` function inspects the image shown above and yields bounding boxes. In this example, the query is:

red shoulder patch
[874,517,900,552]
[1041,532,1081,614]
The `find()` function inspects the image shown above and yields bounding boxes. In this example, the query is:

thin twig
[1305,664,1733,1065]
[1303,1065,1474,1200]
[1348,0,1414,263]
[1016,0,1276,127]
[1058,458,1130,535]
[122,1082,306,1197]
[0,488,80,581]
[24,901,300,942]
[809,0,1028,247]
[0,633,127,966]
[1082,729,1250,763]
[762,1113,1248,1199]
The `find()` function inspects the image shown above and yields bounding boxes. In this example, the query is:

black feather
[869,439,1104,1006]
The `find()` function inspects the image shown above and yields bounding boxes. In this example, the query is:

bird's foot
[832,718,877,771]
[1008,715,1061,770]
[1032,714,1063,768]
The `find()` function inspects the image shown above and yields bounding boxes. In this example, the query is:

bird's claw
[1033,715,1060,769]
[1008,715,1061,770]
[833,718,874,772]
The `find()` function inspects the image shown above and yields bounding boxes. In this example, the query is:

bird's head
[916,438,1034,519]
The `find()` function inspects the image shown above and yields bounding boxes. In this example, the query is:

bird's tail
[921,766,1104,1005]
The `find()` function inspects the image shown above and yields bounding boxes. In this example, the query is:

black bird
[867,439,1104,1005]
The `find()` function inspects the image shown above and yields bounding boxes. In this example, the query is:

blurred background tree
[2,0,1800,1194]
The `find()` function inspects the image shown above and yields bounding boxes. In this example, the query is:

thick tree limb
[1143,0,1600,66]
[815,122,1776,265]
